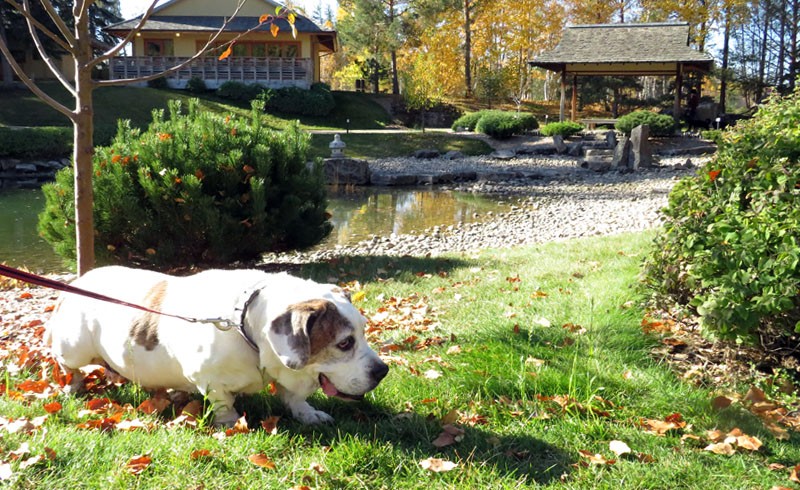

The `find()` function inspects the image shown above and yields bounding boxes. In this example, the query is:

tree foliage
[39,99,331,269]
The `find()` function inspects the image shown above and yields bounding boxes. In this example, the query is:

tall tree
[0,0,295,274]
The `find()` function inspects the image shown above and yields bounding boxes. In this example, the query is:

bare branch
[96,0,275,87]
[0,36,74,121]
[89,0,163,68]
[22,0,76,95]
[3,0,75,53]
[40,0,77,46]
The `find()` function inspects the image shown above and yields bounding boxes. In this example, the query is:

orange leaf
[43,402,62,414]
[225,414,250,436]
[126,454,152,475]
[242,164,255,174]
[138,397,171,415]
[708,169,721,181]
[191,449,213,459]
[270,23,279,37]
[260,416,281,434]
[18,292,33,300]
[419,457,457,472]
[259,14,273,23]
[218,44,233,61]
[248,453,276,469]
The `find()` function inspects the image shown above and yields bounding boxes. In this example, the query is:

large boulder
[323,158,370,185]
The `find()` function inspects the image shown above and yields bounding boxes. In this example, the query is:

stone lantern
[329,134,346,158]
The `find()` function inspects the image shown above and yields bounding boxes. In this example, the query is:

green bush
[263,84,335,117]
[539,121,583,138]
[185,76,207,93]
[38,99,331,269]
[451,111,486,131]
[615,110,676,136]
[451,110,538,138]
[0,127,72,158]
[474,112,519,139]
[642,86,800,342]
[147,76,168,89]
[216,81,262,102]
[700,129,724,145]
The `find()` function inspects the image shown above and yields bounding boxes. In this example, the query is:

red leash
[0,263,211,324]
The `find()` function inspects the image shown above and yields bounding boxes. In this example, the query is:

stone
[442,150,465,160]
[490,150,516,160]
[567,142,583,157]
[323,157,370,185]
[605,130,617,148]
[413,149,440,159]
[552,135,567,154]
[369,173,418,186]
[629,124,653,169]
[15,163,38,172]
[611,137,631,169]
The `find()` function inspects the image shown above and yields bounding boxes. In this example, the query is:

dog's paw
[292,405,334,425]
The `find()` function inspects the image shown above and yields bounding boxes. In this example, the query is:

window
[143,39,174,56]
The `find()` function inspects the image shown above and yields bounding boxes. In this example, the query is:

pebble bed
[263,152,712,265]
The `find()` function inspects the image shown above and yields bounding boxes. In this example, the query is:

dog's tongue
[319,374,339,397]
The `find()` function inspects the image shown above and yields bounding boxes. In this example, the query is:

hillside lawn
[0,83,492,160]
[2,232,799,488]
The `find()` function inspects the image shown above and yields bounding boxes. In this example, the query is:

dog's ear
[268,300,331,370]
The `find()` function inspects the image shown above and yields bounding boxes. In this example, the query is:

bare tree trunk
[74,7,95,275]
[390,50,399,95]
[757,3,771,101]
[789,0,799,92]
[719,7,731,113]
[0,17,11,88]
[463,0,472,98]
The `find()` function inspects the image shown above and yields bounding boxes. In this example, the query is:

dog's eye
[336,336,355,351]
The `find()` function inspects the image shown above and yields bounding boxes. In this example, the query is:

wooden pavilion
[528,22,714,122]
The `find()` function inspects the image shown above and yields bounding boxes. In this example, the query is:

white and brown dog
[46,266,388,426]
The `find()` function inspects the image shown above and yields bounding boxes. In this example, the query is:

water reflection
[0,187,507,273]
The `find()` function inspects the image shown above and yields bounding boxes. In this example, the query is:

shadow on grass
[235,393,574,486]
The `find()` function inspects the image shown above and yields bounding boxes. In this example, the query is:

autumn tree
[0,0,295,275]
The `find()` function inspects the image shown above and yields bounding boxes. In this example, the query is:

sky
[119,0,337,20]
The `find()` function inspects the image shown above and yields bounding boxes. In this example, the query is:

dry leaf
[0,463,12,481]
[711,396,733,411]
[419,457,458,472]
[704,442,735,456]
[225,415,250,436]
[126,453,153,475]
[260,416,281,434]
[191,449,212,459]
[423,370,442,380]
[248,453,276,469]
[609,440,632,456]
[432,424,464,448]
[578,450,615,465]
[138,397,171,415]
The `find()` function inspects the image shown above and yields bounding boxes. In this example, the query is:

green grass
[0,83,491,158]
[308,132,492,160]
[2,231,798,488]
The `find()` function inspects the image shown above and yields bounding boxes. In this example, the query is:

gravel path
[262,152,711,264]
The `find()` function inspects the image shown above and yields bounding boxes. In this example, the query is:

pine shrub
[39,99,331,269]
[263,84,335,117]
[615,110,676,136]
[216,81,262,102]
[451,110,538,138]
[539,121,583,137]
[642,86,800,342]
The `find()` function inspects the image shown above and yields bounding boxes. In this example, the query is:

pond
[0,187,508,273]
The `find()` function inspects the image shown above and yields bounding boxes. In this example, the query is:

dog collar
[229,278,274,352]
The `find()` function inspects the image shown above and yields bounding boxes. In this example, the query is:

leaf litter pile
[2,267,800,486]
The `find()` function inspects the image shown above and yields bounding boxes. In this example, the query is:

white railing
[109,56,312,89]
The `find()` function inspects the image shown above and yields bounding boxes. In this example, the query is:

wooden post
[673,62,683,122]
[559,69,566,122]
[571,75,577,121]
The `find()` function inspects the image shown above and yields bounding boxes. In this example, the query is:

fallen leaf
[735,434,763,451]
[126,453,153,475]
[791,464,800,484]
[525,357,545,367]
[0,463,12,481]
[419,457,458,472]
[19,455,44,470]
[191,449,213,459]
[248,453,276,469]
[225,414,250,436]
[138,397,171,415]
[578,450,615,465]
[423,370,442,380]
[609,440,631,456]
[711,396,733,411]
[704,442,735,456]
[432,424,465,448]
[260,416,281,434]
[43,402,62,414]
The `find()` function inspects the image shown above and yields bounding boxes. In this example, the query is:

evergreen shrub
[262,84,335,117]
[615,110,676,136]
[147,76,168,89]
[0,127,71,158]
[539,121,583,137]
[216,81,262,102]
[642,86,800,342]
[451,110,538,138]
[185,76,208,93]
[38,99,331,269]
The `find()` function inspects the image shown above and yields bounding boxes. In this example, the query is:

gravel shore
[262,151,712,265]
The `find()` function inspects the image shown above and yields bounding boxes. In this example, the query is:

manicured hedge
[615,110,676,136]
[451,110,538,139]
[0,127,72,159]
[539,121,583,138]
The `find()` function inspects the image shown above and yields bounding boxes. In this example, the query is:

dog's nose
[371,361,389,382]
